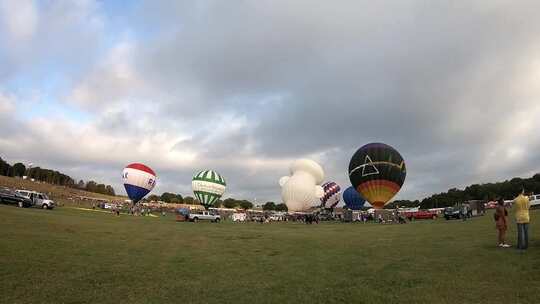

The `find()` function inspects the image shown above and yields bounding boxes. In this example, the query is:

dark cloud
[128,1,540,200]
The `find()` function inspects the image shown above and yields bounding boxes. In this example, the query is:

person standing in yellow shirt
[513,191,530,250]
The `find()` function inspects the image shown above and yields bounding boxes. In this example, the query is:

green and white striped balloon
[192,170,226,208]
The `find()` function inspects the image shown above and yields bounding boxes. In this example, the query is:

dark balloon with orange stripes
[348,143,406,209]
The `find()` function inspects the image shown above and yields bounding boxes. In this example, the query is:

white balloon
[280,159,325,212]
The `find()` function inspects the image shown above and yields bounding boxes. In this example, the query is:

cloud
[0,0,38,42]
[69,41,143,110]
[0,0,104,83]
[0,91,16,113]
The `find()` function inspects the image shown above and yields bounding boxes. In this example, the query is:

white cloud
[0,0,38,43]
[0,0,105,82]
[69,41,142,109]
[0,91,16,113]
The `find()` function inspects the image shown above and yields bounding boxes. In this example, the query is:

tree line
[0,157,115,196]
[386,173,540,209]
[146,192,281,211]
[262,201,288,211]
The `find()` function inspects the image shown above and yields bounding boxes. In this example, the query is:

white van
[15,190,55,209]
[529,194,540,209]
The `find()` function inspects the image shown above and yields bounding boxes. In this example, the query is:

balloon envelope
[343,186,366,210]
[320,181,341,209]
[192,170,226,209]
[280,159,325,212]
[348,143,406,209]
[122,163,156,203]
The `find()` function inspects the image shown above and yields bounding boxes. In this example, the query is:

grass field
[1,205,539,304]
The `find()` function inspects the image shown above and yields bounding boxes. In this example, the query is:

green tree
[77,180,85,189]
[12,163,26,177]
[223,198,237,209]
[105,185,116,196]
[160,192,175,203]
[96,184,107,194]
[3,163,14,177]
[86,181,97,192]
[0,157,10,176]
[239,200,253,210]
[148,194,161,201]
[263,202,276,211]
[275,203,288,212]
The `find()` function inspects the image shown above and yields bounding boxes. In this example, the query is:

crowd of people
[92,201,166,217]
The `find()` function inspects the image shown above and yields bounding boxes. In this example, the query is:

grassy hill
[0,205,538,303]
[0,175,124,206]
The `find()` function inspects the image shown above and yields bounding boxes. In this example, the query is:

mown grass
[0,205,539,304]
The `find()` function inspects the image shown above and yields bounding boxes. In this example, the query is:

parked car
[250,215,265,222]
[232,212,247,222]
[404,210,438,220]
[444,207,462,220]
[15,190,55,209]
[188,211,220,222]
[0,188,33,208]
[529,194,540,209]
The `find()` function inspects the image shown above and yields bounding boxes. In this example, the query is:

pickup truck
[189,211,221,222]
[0,187,33,208]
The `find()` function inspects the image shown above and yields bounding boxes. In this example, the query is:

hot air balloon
[192,170,226,209]
[279,159,325,212]
[320,181,341,209]
[348,143,406,209]
[122,163,156,203]
[343,186,366,210]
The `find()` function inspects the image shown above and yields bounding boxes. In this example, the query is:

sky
[1,0,539,204]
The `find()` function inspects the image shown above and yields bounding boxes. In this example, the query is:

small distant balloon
[342,186,366,210]
[122,163,156,203]
[320,181,341,209]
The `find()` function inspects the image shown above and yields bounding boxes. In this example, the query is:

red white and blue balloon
[122,163,156,203]
[320,181,341,209]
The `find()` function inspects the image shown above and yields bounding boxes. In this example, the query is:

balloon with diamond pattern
[320,181,341,209]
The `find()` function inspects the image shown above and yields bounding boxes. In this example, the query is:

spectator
[513,191,530,250]
[461,204,468,221]
[494,199,510,248]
